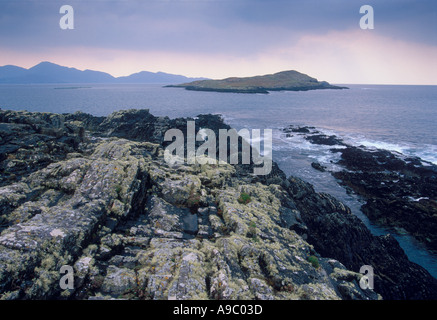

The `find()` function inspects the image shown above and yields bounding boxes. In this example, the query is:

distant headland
[166,70,348,94]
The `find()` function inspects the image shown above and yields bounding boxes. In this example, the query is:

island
[166,70,348,94]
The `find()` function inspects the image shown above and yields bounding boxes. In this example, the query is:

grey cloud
[0,0,435,55]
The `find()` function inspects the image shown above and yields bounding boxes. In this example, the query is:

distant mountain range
[0,62,207,84]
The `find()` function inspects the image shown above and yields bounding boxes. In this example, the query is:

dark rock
[182,212,198,237]
[311,162,326,172]
[361,197,437,249]
[0,110,88,187]
[283,176,437,300]
[305,134,344,146]
[286,126,312,133]
[331,145,437,251]
[289,124,437,253]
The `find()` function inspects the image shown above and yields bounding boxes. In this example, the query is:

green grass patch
[237,192,251,205]
[307,255,320,269]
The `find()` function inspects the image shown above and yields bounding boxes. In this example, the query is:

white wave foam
[351,139,437,165]
[276,125,437,166]
[355,139,407,154]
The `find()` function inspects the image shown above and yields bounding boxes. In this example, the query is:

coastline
[282,125,437,253]
[164,70,349,94]
[1,108,436,300]
[165,84,349,94]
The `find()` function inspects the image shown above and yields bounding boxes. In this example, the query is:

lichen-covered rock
[0,109,87,188]
[2,109,431,301]
[0,137,155,299]
[82,155,377,301]
[100,266,138,296]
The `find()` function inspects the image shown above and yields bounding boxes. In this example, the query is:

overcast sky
[0,0,436,84]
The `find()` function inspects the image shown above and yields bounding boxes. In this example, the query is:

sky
[0,0,436,84]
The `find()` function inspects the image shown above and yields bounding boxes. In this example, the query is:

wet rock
[283,176,437,300]
[311,162,326,172]
[96,109,156,142]
[305,134,345,146]
[331,145,437,251]
[286,125,437,281]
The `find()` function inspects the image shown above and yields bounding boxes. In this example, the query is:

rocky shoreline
[283,125,437,253]
[0,109,436,300]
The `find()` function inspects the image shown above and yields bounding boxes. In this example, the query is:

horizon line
[1,61,436,86]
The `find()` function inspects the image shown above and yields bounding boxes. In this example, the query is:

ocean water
[1,83,436,276]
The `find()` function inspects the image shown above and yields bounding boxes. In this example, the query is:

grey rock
[1,109,430,301]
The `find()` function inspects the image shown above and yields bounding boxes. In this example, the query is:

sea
[1,83,436,277]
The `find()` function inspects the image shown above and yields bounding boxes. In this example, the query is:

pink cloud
[1,29,436,85]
